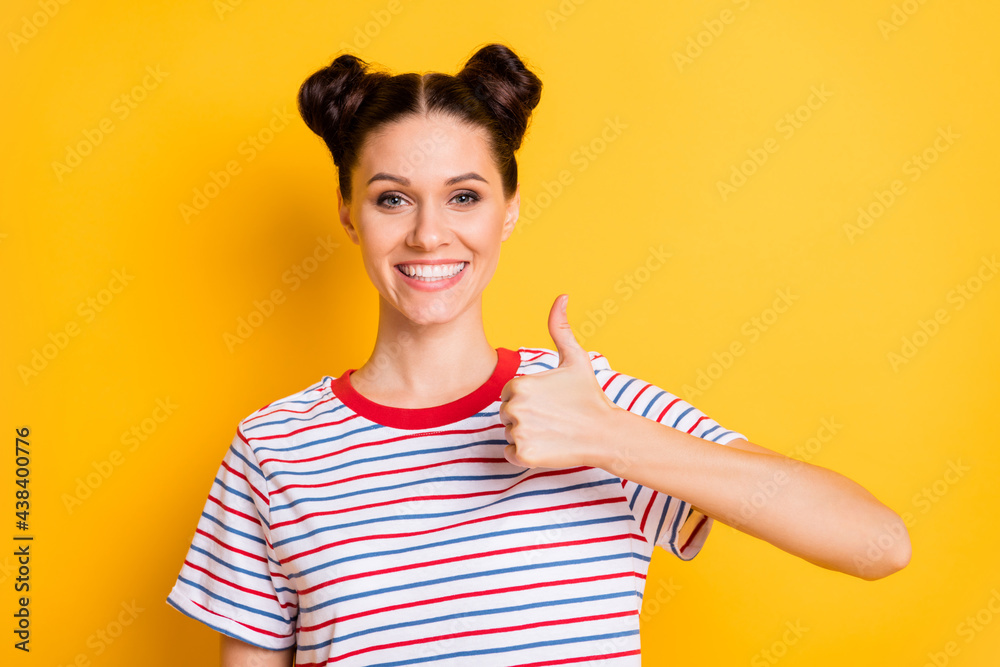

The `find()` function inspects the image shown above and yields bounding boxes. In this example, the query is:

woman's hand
[499,294,620,469]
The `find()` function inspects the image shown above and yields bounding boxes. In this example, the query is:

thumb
[548,294,589,368]
[503,443,525,467]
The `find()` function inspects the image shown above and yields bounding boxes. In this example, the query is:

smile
[395,262,467,282]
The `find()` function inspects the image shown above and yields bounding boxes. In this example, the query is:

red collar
[329,348,520,429]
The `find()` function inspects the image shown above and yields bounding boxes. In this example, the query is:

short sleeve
[589,352,749,561]
[166,426,298,649]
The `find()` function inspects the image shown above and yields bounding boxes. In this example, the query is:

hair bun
[297,54,388,166]
[457,44,543,152]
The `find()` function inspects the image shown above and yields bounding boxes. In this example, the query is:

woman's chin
[402,308,459,327]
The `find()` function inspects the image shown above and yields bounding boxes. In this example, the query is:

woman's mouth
[395,262,467,282]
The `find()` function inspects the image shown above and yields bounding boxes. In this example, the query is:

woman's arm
[499,295,911,581]
[592,410,911,580]
[221,635,294,667]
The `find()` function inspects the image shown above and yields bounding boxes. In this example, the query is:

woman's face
[338,112,520,327]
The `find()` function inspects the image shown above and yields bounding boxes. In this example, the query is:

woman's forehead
[356,116,498,185]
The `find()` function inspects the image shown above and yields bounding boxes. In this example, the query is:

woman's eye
[376,191,479,208]
[453,191,480,205]
[377,193,406,208]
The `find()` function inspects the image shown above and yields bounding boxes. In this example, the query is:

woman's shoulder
[236,375,336,432]
[510,346,612,374]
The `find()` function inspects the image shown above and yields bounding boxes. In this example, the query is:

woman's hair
[297,43,543,202]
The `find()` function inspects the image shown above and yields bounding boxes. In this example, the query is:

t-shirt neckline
[329,347,521,430]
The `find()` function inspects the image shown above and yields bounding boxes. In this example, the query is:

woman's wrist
[583,403,638,474]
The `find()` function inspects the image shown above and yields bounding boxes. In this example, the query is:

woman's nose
[407,206,450,250]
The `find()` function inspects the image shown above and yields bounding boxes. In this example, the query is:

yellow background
[2,0,998,664]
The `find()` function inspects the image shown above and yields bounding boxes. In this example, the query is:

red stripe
[327,610,638,663]
[183,559,278,602]
[513,649,642,667]
[243,392,340,424]
[262,424,503,476]
[206,494,258,525]
[221,460,269,505]
[600,372,621,391]
[639,490,658,533]
[193,528,291,584]
[522,350,549,362]
[271,465,589,530]
[248,412,360,444]
[190,599,294,640]
[284,495,627,564]
[299,570,634,632]
[680,512,710,553]
[271,456,507,497]
[196,528,267,563]
[299,532,634,595]
[516,349,603,365]
[625,383,652,411]
[655,397,682,423]
[686,415,708,434]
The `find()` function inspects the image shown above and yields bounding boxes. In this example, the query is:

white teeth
[397,262,466,281]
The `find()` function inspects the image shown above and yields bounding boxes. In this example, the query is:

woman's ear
[337,187,360,245]
[501,183,520,241]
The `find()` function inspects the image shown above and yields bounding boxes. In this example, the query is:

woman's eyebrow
[366,172,489,186]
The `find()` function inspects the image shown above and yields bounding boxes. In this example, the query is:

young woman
[167,43,910,666]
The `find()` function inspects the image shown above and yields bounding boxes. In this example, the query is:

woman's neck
[349,297,500,408]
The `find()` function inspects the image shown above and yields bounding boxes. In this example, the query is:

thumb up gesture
[499,294,620,469]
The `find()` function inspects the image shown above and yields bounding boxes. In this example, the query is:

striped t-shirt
[166,347,747,665]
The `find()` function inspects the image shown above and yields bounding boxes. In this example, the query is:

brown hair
[297,43,543,202]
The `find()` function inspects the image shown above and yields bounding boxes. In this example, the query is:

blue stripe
[640,389,668,418]
[270,470,525,513]
[297,590,636,651]
[255,421,386,455]
[290,513,633,581]
[187,543,297,596]
[652,495,668,545]
[272,477,622,548]
[244,402,348,433]
[228,443,267,485]
[166,595,295,650]
[245,403,347,430]
[208,478,271,529]
[257,384,327,409]
[263,435,508,483]
[176,575,290,624]
[189,543,269,582]
[665,499,690,557]
[214,477,253,505]
[670,406,695,429]
[200,510,267,546]
[627,484,642,511]
[366,628,641,667]
[611,377,638,403]
[300,550,635,614]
